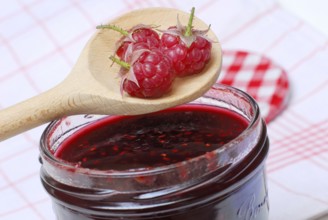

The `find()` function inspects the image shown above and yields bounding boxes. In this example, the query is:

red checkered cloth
[218,50,290,123]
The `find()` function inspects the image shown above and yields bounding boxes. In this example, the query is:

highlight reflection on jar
[39,84,269,220]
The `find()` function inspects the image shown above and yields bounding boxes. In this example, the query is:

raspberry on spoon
[160,7,213,77]
[96,24,160,62]
[110,47,174,98]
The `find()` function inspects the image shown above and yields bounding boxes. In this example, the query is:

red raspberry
[111,44,174,98]
[97,24,160,61]
[117,25,160,61]
[160,7,212,77]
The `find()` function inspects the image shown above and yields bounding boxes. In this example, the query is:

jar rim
[39,84,261,180]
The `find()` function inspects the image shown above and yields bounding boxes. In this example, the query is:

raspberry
[160,7,212,77]
[96,24,160,61]
[111,45,174,98]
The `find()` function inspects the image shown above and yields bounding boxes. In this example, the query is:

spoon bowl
[0,7,222,141]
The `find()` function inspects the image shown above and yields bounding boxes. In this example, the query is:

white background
[279,0,328,36]
[278,1,328,219]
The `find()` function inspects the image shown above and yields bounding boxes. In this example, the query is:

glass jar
[39,84,269,220]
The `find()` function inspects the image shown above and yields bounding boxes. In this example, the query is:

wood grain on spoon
[0,8,222,141]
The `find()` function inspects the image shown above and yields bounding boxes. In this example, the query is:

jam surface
[55,105,248,170]
[42,104,270,220]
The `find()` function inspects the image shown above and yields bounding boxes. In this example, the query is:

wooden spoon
[0,7,222,141]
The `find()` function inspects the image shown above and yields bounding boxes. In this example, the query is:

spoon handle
[0,85,71,141]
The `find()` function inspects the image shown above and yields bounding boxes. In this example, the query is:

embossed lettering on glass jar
[39,84,269,220]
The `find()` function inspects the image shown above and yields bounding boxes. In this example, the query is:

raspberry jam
[55,105,248,170]
[39,84,269,220]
